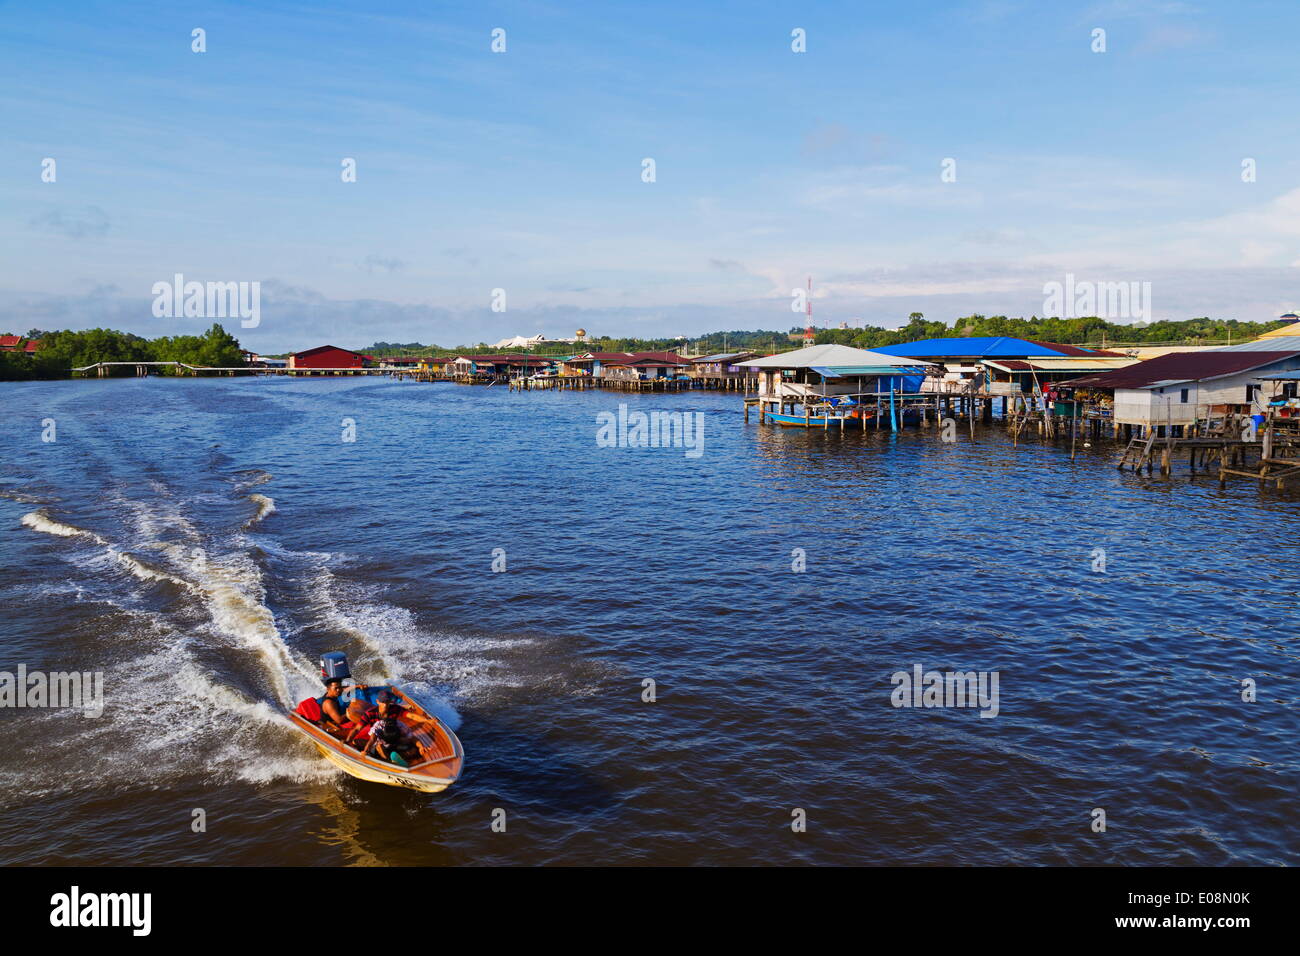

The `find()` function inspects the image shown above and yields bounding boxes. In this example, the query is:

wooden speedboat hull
[288,686,464,794]
[766,409,879,428]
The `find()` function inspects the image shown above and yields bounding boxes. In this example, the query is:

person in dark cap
[362,711,417,765]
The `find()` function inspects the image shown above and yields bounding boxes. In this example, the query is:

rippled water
[0,376,1296,865]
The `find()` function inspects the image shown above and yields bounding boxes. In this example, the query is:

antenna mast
[803,276,815,344]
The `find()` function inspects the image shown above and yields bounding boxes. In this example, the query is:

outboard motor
[320,651,351,684]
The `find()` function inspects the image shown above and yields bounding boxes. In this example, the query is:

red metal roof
[618,357,689,367]
[627,350,690,365]
[291,345,364,359]
[23,339,41,352]
[0,335,21,349]
[600,351,690,366]
[1069,350,1300,389]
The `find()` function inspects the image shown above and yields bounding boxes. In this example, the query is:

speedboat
[289,653,464,794]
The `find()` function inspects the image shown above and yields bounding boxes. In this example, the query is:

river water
[0,376,1295,865]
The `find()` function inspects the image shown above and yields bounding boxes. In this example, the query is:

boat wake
[23,508,194,590]
[8,481,499,804]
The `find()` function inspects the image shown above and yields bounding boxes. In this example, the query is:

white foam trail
[155,541,318,705]
[23,509,196,590]
[111,551,193,589]
[171,668,343,786]
[296,561,548,729]
[21,508,108,544]
[8,498,414,797]
[245,493,276,527]
[21,506,316,708]
[0,489,45,504]
[174,664,297,731]
[0,638,340,807]
[16,495,490,793]
[233,470,274,490]
[118,495,202,545]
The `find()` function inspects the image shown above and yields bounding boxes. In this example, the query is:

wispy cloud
[358,255,406,274]
[28,206,111,239]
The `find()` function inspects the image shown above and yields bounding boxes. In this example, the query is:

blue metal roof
[873,337,1072,359]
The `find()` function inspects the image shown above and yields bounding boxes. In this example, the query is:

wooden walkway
[508,376,597,391]
[73,361,410,378]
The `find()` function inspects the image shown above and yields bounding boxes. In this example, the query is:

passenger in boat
[341,699,376,749]
[361,715,418,765]
[318,679,349,733]
[375,689,403,716]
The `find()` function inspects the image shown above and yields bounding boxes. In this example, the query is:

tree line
[810,313,1287,350]
[0,324,244,380]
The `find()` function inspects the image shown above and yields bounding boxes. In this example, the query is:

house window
[1180,388,1189,403]
[1246,384,1259,403]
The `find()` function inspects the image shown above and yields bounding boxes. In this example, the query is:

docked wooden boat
[739,344,935,431]
[289,682,465,794]
[764,404,922,429]
[765,405,879,428]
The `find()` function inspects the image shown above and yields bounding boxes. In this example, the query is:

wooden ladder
[1117,432,1156,470]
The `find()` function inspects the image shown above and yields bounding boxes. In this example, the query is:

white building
[489,333,585,349]
[1072,349,1300,428]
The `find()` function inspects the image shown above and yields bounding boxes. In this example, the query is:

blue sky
[5,0,1300,351]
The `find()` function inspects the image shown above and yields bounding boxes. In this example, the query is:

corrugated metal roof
[617,356,690,367]
[984,360,1042,372]
[741,344,933,369]
[1028,340,1124,357]
[1215,336,1300,351]
[626,351,690,365]
[810,364,929,377]
[983,357,1136,373]
[290,345,365,359]
[691,351,754,363]
[1069,350,1300,390]
[873,337,1071,358]
[457,354,553,365]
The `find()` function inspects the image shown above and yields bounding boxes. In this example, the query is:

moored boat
[738,344,935,431]
[765,404,879,428]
